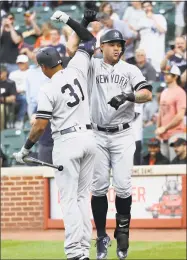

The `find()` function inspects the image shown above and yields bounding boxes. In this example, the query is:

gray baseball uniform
[88,57,147,198]
[36,50,96,259]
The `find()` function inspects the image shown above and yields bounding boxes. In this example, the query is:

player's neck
[49,65,63,78]
[103,58,118,66]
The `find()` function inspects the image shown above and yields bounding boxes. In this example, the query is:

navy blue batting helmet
[36,47,62,68]
[100,29,126,53]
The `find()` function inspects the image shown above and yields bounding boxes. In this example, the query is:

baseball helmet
[100,29,126,52]
[36,47,62,68]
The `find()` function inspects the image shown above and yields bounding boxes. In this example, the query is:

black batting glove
[108,93,135,110]
[84,9,97,23]
[81,9,97,27]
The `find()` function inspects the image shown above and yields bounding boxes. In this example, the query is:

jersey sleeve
[130,66,151,92]
[36,85,53,120]
[67,50,90,78]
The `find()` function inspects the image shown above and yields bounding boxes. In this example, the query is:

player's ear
[100,43,104,53]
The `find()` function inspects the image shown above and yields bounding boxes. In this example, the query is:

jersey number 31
[61,78,84,107]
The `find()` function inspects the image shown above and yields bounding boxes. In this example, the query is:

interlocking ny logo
[114,32,120,38]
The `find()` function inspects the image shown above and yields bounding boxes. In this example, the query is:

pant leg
[16,94,27,121]
[160,142,170,159]
[78,151,96,258]
[53,131,96,259]
[53,134,84,259]
[110,128,136,198]
[134,140,142,165]
[91,130,111,197]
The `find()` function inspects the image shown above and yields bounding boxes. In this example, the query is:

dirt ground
[1,229,186,242]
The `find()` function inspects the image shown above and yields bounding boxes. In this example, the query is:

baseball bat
[23,156,63,171]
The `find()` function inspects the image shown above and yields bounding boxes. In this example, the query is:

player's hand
[108,94,127,110]
[83,9,97,23]
[13,147,30,164]
[50,10,69,23]
[155,126,166,136]
[166,50,175,59]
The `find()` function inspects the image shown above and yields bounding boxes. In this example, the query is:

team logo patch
[114,32,120,38]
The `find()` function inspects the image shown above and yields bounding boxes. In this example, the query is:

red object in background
[146,193,182,218]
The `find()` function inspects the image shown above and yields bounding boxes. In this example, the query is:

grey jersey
[36,51,91,135]
[88,58,147,127]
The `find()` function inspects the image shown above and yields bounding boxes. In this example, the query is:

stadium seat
[152,81,166,95]
[10,7,25,14]
[1,129,25,165]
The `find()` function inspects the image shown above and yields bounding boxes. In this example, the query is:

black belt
[59,124,92,135]
[96,123,130,133]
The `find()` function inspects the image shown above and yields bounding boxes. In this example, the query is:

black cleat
[95,235,111,259]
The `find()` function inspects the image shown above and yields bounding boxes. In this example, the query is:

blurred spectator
[96,13,137,63]
[155,65,186,161]
[0,65,16,130]
[20,11,41,46]
[0,13,22,73]
[110,1,128,19]
[181,69,187,91]
[135,48,157,82]
[0,147,9,167]
[184,2,187,33]
[34,22,52,48]
[34,22,53,48]
[49,28,66,58]
[123,1,145,32]
[9,55,29,129]
[99,2,119,20]
[25,49,49,118]
[137,1,167,72]
[60,25,73,46]
[89,21,102,38]
[160,36,186,75]
[143,86,165,127]
[142,138,170,165]
[170,137,187,164]
[174,1,185,37]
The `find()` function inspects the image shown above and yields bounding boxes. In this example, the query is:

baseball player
[13,13,97,260]
[66,19,153,259]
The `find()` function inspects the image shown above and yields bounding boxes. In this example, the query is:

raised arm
[51,10,95,43]
[64,9,97,56]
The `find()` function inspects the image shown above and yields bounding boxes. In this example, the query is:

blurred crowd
[0,0,186,166]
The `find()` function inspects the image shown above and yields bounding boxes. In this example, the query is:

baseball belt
[95,123,130,133]
[59,124,92,135]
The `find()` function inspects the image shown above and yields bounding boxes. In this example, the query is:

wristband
[24,139,35,150]
[123,93,135,102]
